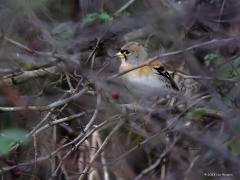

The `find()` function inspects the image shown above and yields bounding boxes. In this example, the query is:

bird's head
[116,42,148,65]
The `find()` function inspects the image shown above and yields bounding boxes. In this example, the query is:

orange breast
[138,66,153,75]
[119,59,162,77]
[138,59,162,76]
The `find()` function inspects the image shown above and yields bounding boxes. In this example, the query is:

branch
[0,116,119,174]
[135,138,178,180]
[34,112,85,135]
[1,32,80,65]
[78,119,125,180]
[49,114,120,178]
[0,88,88,111]
[1,66,58,85]
[114,0,138,16]
[2,32,52,56]
[83,93,101,131]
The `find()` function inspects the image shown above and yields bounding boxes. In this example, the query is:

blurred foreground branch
[0,87,88,111]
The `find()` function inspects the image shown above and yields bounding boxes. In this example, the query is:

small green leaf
[82,11,112,26]
[187,108,219,120]
[0,129,29,156]
[203,53,218,66]
[98,11,113,22]
[190,110,206,119]
[131,133,144,145]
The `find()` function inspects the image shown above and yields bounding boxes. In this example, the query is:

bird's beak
[115,52,125,61]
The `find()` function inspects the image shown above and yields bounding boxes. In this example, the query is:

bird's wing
[152,65,179,91]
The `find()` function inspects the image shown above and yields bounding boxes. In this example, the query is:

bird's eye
[124,50,130,55]
[121,49,130,55]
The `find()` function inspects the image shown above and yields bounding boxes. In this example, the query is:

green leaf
[131,133,144,145]
[228,138,240,156]
[82,11,113,26]
[187,108,219,120]
[2,129,29,143]
[0,129,29,156]
[203,53,218,66]
[98,11,113,23]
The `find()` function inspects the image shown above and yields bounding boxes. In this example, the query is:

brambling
[116,42,179,98]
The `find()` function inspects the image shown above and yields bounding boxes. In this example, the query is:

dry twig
[0,88,88,111]
[114,0,138,16]
[78,119,125,180]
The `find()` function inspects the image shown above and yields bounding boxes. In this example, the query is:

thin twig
[104,95,210,166]
[0,116,119,174]
[184,155,200,180]
[34,112,85,135]
[2,34,52,56]
[29,104,68,136]
[49,113,118,179]
[78,119,125,180]
[0,88,88,111]
[1,32,80,65]
[1,66,58,85]
[84,93,101,131]
[135,138,178,180]
[33,135,37,171]
[114,0,138,16]
[96,133,110,180]
[85,38,101,65]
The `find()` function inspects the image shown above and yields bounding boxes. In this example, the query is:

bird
[116,41,179,99]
